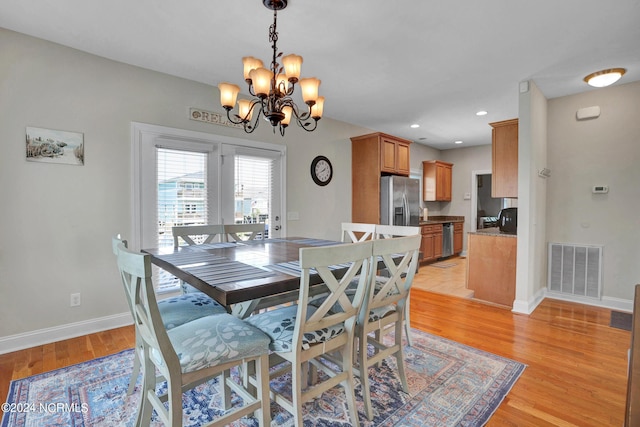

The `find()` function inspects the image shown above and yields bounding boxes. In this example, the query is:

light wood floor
[0,290,630,426]
[413,255,473,298]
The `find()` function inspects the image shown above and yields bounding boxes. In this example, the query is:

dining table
[142,237,350,318]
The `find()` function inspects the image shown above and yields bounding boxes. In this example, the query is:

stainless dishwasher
[442,223,454,257]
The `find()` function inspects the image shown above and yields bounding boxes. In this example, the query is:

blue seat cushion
[158,293,227,330]
[245,305,345,352]
[155,314,271,374]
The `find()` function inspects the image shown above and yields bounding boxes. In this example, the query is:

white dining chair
[374,224,420,346]
[172,224,225,246]
[111,235,227,395]
[356,234,421,420]
[172,224,226,294]
[245,240,375,427]
[114,241,272,427]
[223,223,266,242]
[341,222,377,243]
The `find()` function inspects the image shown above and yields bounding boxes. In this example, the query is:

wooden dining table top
[142,237,345,310]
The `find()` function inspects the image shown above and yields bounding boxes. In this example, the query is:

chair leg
[137,352,155,427]
[255,355,271,427]
[127,344,142,395]
[358,332,374,421]
[341,344,361,427]
[404,295,413,346]
[168,375,183,426]
[291,361,304,427]
[395,313,409,393]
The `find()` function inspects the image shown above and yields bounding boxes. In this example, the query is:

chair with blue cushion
[223,223,266,242]
[374,224,420,346]
[172,224,226,294]
[355,234,421,420]
[245,240,374,427]
[111,235,227,395]
[114,241,271,427]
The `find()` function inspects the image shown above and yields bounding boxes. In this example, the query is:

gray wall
[0,28,371,340]
[546,81,640,301]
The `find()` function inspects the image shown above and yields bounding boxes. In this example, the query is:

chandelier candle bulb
[237,99,253,121]
[276,73,289,94]
[242,56,263,81]
[299,77,320,104]
[249,67,272,97]
[281,106,293,126]
[311,96,325,119]
[282,54,302,81]
[218,83,240,109]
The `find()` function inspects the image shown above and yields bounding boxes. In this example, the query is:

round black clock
[310,155,333,186]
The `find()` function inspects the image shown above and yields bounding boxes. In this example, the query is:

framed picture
[26,126,84,166]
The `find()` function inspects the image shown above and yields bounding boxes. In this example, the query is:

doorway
[471,170,506,231]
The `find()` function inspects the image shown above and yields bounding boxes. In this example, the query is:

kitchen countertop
[469,227,517,237]
[419,215,465,225]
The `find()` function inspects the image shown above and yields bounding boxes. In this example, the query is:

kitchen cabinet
[422,160,452,201]
[466,232,516,307]
[351,132,412,224]
[490,119,518,198]
[420,223,443,263]
[453,222,463,254]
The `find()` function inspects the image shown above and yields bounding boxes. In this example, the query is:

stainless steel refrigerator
[380,176,420,226]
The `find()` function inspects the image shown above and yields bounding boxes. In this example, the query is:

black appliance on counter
[498,207,518,234]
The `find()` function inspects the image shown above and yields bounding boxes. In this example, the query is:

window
[133,122,286,293]
[157,148,209,247]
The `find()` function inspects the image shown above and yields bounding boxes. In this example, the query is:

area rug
[610,310,633,331]
[1,329,525,427]
[428,262,458,269]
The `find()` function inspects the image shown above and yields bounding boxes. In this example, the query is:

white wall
[0,28,372,346]
[546,80,640,302]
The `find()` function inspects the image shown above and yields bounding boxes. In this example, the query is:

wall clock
[310,155,333,186]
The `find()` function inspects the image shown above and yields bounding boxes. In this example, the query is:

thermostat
[592,185,609,194]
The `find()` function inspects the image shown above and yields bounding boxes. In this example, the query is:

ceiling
[1,0,639,150]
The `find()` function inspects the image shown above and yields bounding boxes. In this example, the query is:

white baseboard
[544,290,633,312]
[512,288,546,314]
[0,312,133,355]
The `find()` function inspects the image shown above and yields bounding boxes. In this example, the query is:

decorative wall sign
[189,108,243,129]
[25,126,84,166]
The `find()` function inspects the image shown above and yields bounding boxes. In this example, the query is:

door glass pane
[157,148,209,247]
[234,155,272,238]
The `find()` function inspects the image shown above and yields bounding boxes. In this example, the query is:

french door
[132,123,286,290]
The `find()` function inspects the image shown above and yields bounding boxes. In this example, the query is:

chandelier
[218,0,324,136]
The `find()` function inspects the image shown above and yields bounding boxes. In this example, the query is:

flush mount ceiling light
[476,110,488,116]
[583,68,626,88]
[410,124,420,128]
[218,0,324,136]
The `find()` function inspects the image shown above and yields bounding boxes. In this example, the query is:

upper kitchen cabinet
[380,135,411,175]
[351,132,412,224]
[490,119,518,198]
[422,160,452,201]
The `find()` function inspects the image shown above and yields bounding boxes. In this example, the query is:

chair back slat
[341,222,377,243]
[224,223,266,242]
[115,242,179,374]
[296,240,374,345]
[172,224,225,247]
[375,224,420,239]
[362,235,421,323]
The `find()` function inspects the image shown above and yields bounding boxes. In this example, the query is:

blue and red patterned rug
[1,329,525,426]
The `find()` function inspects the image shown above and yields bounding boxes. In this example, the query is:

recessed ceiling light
[476,110,488,116]
[410,124,420,128]
[583,68,626,87]
[454,140,463,144]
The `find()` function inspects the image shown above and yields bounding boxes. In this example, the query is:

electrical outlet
[70,293,81,307]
